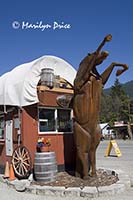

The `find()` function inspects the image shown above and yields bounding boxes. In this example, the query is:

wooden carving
[73,34,128,179]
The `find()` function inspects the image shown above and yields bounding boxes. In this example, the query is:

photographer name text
[12,21,71,31]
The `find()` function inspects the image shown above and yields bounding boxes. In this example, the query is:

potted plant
[37,137,51,152]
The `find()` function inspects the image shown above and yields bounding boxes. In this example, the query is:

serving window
[38,107,72,133]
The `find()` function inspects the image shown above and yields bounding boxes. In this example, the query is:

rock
[14,179,31,192]
[28,174,33,182]
[15,182,26,192]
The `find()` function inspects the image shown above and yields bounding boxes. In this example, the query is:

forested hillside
[100,79,133,124]
[104,80,133,97]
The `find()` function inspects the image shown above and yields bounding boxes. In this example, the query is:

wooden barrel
[34,152,57,182]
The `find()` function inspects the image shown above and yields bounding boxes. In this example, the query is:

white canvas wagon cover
[0,55,76,107]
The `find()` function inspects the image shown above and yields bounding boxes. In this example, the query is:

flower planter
[41,146,49,152]
[37,138,51,152]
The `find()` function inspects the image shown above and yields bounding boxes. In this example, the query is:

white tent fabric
[0,55,77,107]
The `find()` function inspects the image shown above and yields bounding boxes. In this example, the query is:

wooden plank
[37,85,74,94]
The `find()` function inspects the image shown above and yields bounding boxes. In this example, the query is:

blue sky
[0,0,133,88]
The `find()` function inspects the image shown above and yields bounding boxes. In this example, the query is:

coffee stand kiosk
[0,55,77,177]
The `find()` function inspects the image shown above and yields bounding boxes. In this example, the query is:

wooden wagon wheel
[12,146,32,179]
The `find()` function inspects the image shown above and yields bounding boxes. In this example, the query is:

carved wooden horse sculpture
[73,34,128,179]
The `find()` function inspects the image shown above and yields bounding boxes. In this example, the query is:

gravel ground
[32,169,118,188]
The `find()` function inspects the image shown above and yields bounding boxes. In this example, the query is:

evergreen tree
[110,78,125,98]
[100,78,130,124]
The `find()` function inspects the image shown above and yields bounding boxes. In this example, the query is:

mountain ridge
[103,80,133,97]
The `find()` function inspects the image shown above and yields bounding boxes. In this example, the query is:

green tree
[100,78,130,124]
[110,78,126,100]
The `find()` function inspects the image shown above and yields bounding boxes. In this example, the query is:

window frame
[38,106,73,134]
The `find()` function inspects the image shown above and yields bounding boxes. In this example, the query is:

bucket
[34,152,57,182]
[41,68,54,88]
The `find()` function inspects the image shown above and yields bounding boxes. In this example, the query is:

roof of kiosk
[0,55,77,107]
